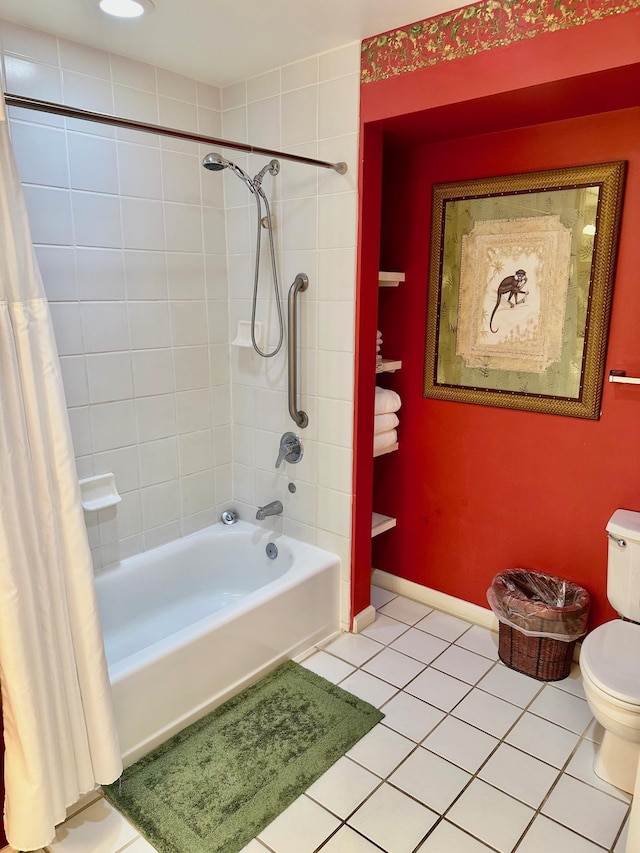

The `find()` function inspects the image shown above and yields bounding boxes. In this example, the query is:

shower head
[202,152,254,192]
[202,152,228,171]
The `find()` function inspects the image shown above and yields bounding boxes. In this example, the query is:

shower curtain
[0,99,122,848]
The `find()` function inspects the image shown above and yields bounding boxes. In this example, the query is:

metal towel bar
[609,370,640,385]
[288,274,309,428]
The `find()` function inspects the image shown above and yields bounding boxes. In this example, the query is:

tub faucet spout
[256,500,283,521]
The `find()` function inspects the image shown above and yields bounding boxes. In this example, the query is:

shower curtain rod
[2,92,348,174]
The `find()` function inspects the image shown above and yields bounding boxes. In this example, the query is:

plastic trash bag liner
[487,569,590,642]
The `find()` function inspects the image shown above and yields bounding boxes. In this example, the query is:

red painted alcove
[351,10,640,629]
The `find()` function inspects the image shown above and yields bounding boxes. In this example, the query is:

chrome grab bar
[288,273,309,428]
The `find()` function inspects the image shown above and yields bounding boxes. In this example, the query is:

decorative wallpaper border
[361,0,640,83]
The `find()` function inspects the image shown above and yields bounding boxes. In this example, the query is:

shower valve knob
[275,432,303,468]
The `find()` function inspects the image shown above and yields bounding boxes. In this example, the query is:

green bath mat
[104,660,383,853]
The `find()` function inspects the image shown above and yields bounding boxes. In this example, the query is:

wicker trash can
[487,569,590,681]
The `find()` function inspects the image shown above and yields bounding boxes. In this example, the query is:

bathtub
[95,520,340,765]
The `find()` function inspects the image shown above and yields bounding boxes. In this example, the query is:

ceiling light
[98,0,154,18]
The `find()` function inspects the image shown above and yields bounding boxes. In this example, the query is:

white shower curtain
[0,99,122,849]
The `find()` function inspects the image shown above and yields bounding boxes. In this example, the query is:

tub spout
[256,500,283,521]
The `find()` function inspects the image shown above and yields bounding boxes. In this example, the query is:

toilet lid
[581,620,640,704]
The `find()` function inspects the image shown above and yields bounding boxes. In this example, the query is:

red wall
[372,109,640,628]
[353,11,640,627]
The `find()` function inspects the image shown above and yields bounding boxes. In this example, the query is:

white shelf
[374,441,399,458]
[372,512,396,537]
[79,473,121,511]
[378,271,405,287]
[378,358,402,373]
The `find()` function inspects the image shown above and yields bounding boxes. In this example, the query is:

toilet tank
[607,509,640,621]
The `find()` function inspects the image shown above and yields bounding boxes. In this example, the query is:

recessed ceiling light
[98,0,154,18]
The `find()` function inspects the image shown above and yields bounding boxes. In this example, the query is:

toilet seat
[581,620,640,706]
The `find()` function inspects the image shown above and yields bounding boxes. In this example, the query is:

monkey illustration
[489,269,528,333]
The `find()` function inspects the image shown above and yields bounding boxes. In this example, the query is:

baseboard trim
[371,569,499,632]
[352,604,376,633]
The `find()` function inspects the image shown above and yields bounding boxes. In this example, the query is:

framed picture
[423,162,626,419]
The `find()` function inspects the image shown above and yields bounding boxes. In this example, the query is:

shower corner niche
[371,269,405,537]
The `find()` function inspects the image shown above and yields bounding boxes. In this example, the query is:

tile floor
[22,586,632,853]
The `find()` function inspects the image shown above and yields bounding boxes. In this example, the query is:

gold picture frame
[423,161,626,419]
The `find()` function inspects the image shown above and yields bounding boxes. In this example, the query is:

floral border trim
[361,0,640,83]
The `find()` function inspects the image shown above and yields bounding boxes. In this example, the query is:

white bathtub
[95,520,340,765]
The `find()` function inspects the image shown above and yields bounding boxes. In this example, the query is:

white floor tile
[452,686,523,739]
[379,596,432,626]
[65,788,102,820]
[362,647,426,688]
[447,778,535,852]
[389,747,471,813]
[431,645,495,685]
[565,738,632,801]
[121,838,158,852]
[371,586,396,609]
[554,663,587,698]
[257,794,340,853]
[53,590,622,853]
[505,712,580,768]
[615,813,629,851]
[390,626,449,664]
[239,840,270,853]
[405,665,472,711]
[477,661,544,708]
[339,669,398,708]
[423,716,498,774]
[319,824,385,852]
[455,625,500,660]
[478,742,560,807]
[346,724,415,778]
[305,757,380,819]
[517,814,607,852]
[300,650,355,684]
[348,782,439,853]
[415,610,471,642]
[379,691,445,742]
[416,820,497,852]
[362,613,410,646]
[48,798,139,853]
[321,633,383,666]
[542,774,629,849]
[528,684,594,734]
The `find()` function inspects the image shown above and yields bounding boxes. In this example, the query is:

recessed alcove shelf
[371,512,396,537]
[379,358,402,373]
[378,271,405,287]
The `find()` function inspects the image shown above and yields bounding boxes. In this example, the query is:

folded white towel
[373,428,397,452]
[375,386,401,414]
[374,412,399,434]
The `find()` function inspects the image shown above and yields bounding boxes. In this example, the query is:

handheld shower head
[202,152,228,171]
[202,152,255,192]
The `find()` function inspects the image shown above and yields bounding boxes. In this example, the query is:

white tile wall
[1,20,359,625]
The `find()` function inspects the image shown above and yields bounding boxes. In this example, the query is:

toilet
[580,508,640,795]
